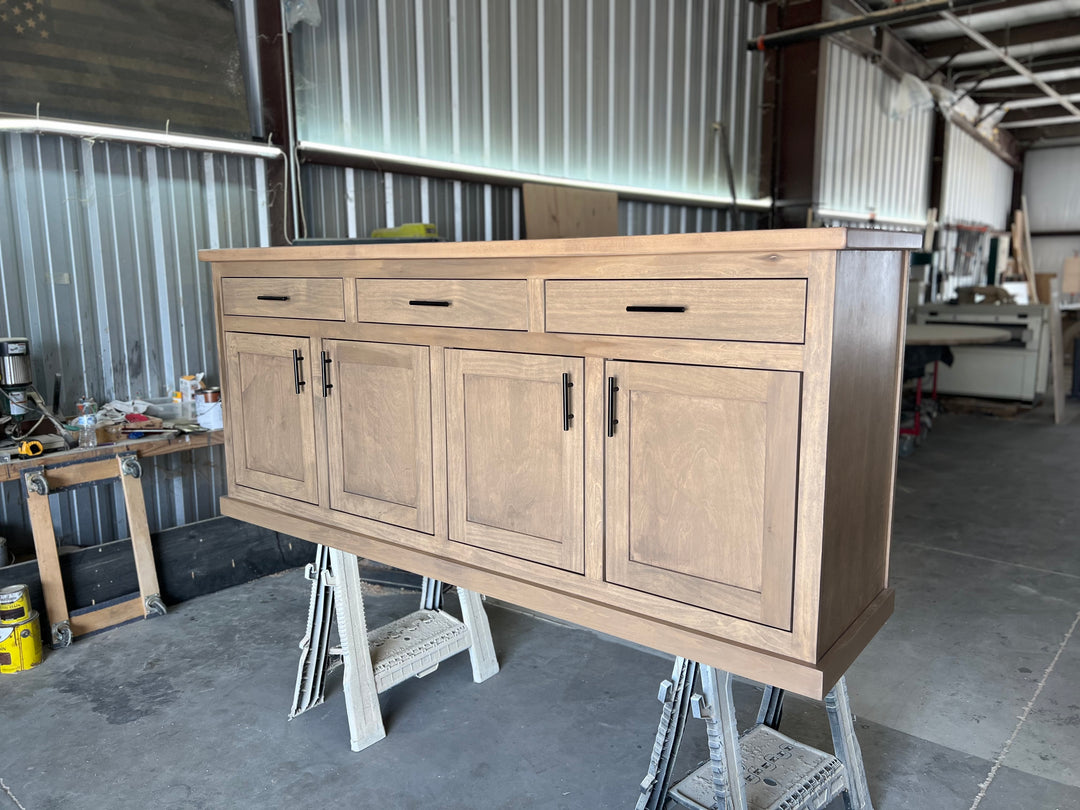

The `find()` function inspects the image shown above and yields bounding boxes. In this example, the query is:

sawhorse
[290,546,499,751]
[637,658,872,810]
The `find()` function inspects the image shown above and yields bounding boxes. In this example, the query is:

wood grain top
[200,228,920,262]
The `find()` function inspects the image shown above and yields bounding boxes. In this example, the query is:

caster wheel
[52,621,72,648]
[145,595,167,616]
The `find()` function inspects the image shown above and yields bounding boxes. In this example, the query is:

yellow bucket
[0,584,31,625]
[0,610,43,673]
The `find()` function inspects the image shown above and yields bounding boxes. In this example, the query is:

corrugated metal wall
[291,0,765,200]
[0,132,269,555]
[940,123,1014,231]
[1024,145,1080,277]
[301,164,759,239]
[818,43,933,224]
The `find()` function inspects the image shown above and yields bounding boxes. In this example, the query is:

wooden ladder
[23,452,166,647]
[290,546,500,751]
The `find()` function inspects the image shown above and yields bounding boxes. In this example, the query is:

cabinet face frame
[603,360,800,630]
[323,339,435,534]
[224,332,320,504]
[444,349,586,574]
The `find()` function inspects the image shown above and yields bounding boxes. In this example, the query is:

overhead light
[0,115,284,159]
[299,141,772,211]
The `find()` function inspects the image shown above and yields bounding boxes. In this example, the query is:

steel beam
[917,17,1080,60]
[747,0,999,51]
[941,11,1080,120]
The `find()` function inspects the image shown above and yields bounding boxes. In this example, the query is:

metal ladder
[637,658,873,810]
[289,545,500,751]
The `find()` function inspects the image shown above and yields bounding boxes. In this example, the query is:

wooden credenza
[202,228,918,699]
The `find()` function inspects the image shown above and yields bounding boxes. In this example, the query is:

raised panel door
[224,332,319,504]
[324,340,434,533]
[604,361,800,629]
[445,350,585,574]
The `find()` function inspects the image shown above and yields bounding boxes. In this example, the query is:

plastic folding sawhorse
[290,545,499,751]
[637,657,873,810]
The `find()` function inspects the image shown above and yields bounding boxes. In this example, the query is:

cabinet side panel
[817,250,907,654]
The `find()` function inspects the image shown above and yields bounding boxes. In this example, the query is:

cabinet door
[324,340,433,534]
[445,350,585,573]
[224,332,319,504]
[604,361,799,629]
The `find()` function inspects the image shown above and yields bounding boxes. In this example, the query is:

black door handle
[292,349,306,394]
[607,376,619,437]
[562,372,574,431]
[321,351,333,398]
[408,300,451,307]
[625,305,686,313]
[257,295,290,301]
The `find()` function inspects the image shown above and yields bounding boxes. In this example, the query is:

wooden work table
[202,228,919,699]
[0,430,223,483]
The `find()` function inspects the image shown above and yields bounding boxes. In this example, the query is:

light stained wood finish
[522,183,619,239]
[26,488,68,629]
[546,279,807,343]
[324,340,434,533]
[817,251,907,653]
[223,317,808,372]
[199,226,921,263]
[1049,283,1066,425]
[225,332,319,504]
[222,495,827,698]
[68,598,145,636]
[445,350,586,574]
[210,232,913,698]
[355,279,529,330]
[118,456,161,607]
[604,362,799,630]
[221,277,346,320]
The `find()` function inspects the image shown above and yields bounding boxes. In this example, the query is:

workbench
[0,430,224,484]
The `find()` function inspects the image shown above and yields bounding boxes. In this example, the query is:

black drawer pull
[607,376,619,438]
[408,300,451,307]
[292,349,306,394]
[562,372,574,431]
[626,305,686,313]
[257,295,290,301]
[321,351,333,398]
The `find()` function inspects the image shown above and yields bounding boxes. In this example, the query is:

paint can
[0,610,43,673]
[0,584,31,624]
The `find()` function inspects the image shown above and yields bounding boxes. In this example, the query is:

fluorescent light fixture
[0,116,284,159]
[815,207,927,229]
[299,141,773,211]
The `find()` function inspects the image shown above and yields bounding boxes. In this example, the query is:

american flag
[0,0,50,39]
[0,0,249,139]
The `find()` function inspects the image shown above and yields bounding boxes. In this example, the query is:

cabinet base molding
[221,495,892,700]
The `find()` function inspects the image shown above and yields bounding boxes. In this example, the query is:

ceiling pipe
[748,0,999,52]
[940,11,1080,119]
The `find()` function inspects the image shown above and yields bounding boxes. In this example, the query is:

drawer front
[356,279,529,330]
[545,279,806,343]
[222,278,345,320]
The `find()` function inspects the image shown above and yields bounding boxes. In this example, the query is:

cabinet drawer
[545,279,806,343]
[356,279,529,330]
[222,278,345,320]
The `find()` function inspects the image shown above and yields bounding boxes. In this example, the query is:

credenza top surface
[199,227,920,263]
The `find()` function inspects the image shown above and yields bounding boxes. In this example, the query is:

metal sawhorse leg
[637,657,872,810]
[289,546,499,751]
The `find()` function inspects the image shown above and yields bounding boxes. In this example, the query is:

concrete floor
[3,412,1079,810]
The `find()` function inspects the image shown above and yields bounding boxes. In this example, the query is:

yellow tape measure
[17,440,43,457]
